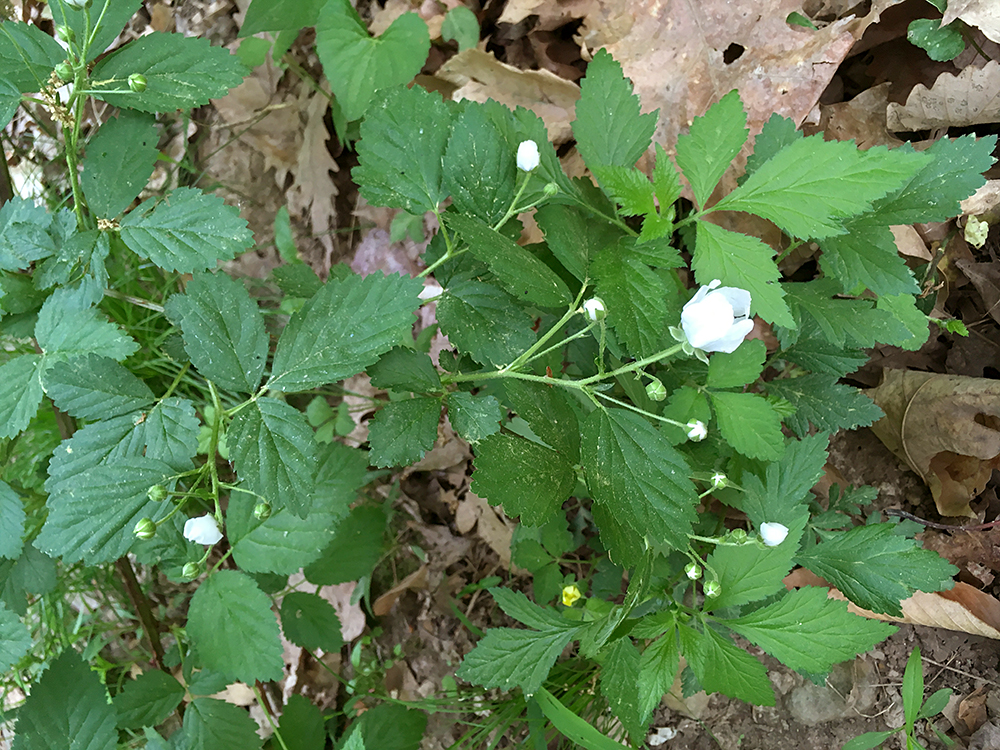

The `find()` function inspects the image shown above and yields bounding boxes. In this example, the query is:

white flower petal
[183,514,223,546]
[760,522,789,547]
[517,140,540,171]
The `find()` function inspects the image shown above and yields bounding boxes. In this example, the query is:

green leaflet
[0,22,65,93]
[675,89,748,209]
[0,197,55,272]
[113,671,185,731]
[600,638,645,739]
[50,0,143,63]
[446,392,501,443]
[280,592,344,652]
[436,277,536,368]
[89,32,247,113]
[592,244,670,357]
[368,347,441,393]
[709,391,784,461]
[178,698,262,750]
[767,375,883,437]
[678,623,774,706]
[502,380,580,461]
[45,354,154,421]
[444,104,517,225]
[367,396,441,467]
[81,110,158,218]
[304,504,385,586]
[0,482,26,560]
[186,570,284,684]
[0,601,30,674]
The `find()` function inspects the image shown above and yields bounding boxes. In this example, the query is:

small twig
[115,558,166,671]
[884,508,1000,532]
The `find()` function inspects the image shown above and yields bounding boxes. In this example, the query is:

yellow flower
[561,584,582,607]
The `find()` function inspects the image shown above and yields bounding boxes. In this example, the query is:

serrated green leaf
[272,262,322,298]
[187,570,284,684]
[239,0,324,35]
[535,204,621,283]
[707,533,801,611]
[783,280,898,348]
[780,335,867,377]
[368,347,441,393]
[743,113,801,179]
[44,354,154,420]
[368,396,441,467]
[637,626,679,722]
[592,245,669,357]
[0,601,30,673]
[50,0,143,63]
[275,694,326,750]
[738,432,828,530]
[796,523,958,616]
[502,380,580,461]
[709,391,784,460]
[303,505,386,585]
[0,22,65,93]
[908,18,965,61]
[601,638,644,739]
[877,292,930,351]
[660,385,711,445]
[573,49,657,169]
[119,187,253,273]
[36,281,137,362]
[34,228,110,292]
[436,277,536,367]
[693,220,791,326]
[471,433,575,526]
[675,90,748,208]
[268,271,422,392]
[678,624,774,706]
[228,494,336,575]
[280,591,344,652]
[0,355,43,440]
[132,397,200,469]
[713,137,930,239]
[767,375,883,437]
[457,625,576,696]
[491,587,573,631]
[89,33,246,112]
[819,223,920,297]
[724,586,896,673]
[867,136,996,225]
[0,197,54,271]
[82,110,158,218]
[36,458,174,564]
[44,415,135,490]
[316,0,428,122]
[706,339,765,389]
[228,397,318,517]
[444,104,517,225]
[113,671,185,730]
[181,698,262,750]
[591,165,656,216]
[446,213,571,308]
[165,271,268,392]
[11,650,117,750]
[0,482,25,560]
[447,392,501,443]
[0,78,18,131]
[582,408,698,556]
[314,441,371,510]
[354,85,454,214]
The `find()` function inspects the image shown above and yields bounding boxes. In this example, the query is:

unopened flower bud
[710,472,728,489]
[686,420,707,442]
[729,528,747,543]
[128,73,147,93]
[542,182,559,196]
[760,522,789,547]
[704,580,722,598]
[253,502,272,521]
[147,484,167,502]
[583,297,606,322]
[516,139,540,171]
[54,62,73,82]
[646,378,667,402]
[181,562,200,580]
[684,562,702,580]
[133,517,156,540]
[561,583,582,607]
[56,26,75,44]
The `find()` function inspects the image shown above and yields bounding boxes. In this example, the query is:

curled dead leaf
[786,568,1000,639]
[866,370,1000,516]
[887,60,1000,131]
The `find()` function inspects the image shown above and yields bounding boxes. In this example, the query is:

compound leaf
[187,570,284,684]
[767,375,883,437]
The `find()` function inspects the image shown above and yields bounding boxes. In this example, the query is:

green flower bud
[147,484,168,502]
[729,528,747,543]
[181,562,201,580]
[684,562,702,580]
[542,182,560,197]
[253,502,272,521]
[645,378,666,402]
[128,73,147,93]
[133,517,156,540]
[704,580,722,598]
[56,26,75,44]
[54,62,74,82]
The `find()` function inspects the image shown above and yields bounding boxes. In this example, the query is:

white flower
[583,297,606,321]
[517,140,540,171]
[418,282,443,301]
[680,279,754,354]
[183,514,223,545]
[686,420,707,441]
[759,522,789,547]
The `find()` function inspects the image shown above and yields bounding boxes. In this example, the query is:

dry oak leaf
[867,369,1000,517]
[887,60,1000,131]
[943,0,1000,45]
[786,568,1000,639]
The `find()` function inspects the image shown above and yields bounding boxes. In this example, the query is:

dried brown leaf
[943,0,1000,44]
[887,60,1000,131]
[867,370,1000,516]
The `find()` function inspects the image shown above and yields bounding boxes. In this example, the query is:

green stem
[501,284,590,373]
[591,390,685,426]
[576,343,684,386]
[491,169,535,234]
[251,685,291,750]
[418,210,459,279]
[159,362,191,401]
[207,381,224,520]
[521,321,598,367]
